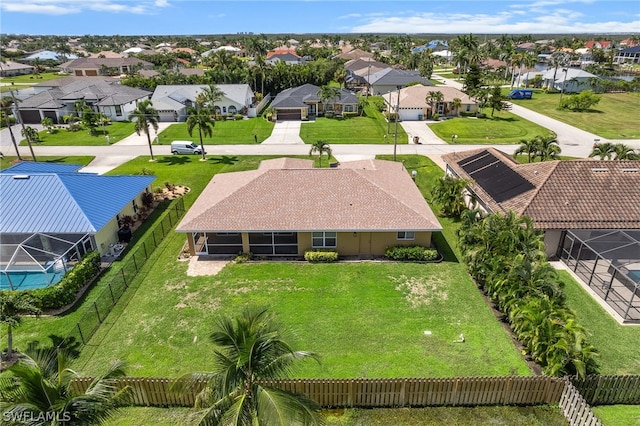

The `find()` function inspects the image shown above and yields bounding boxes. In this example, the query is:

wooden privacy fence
[560,380,602,426]
[570,375,640,405]
[70,376,565,408]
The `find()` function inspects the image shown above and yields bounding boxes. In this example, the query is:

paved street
[1,78,638,174]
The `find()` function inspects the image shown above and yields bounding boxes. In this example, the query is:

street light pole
[393,85,400,161]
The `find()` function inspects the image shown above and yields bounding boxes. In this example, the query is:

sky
[1,0,639,36]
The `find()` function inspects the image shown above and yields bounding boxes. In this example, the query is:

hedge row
[385,245,439,261]
[25,251,102,311]
[304,250,339,263]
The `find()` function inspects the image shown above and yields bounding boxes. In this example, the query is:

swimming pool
[0,270,65,291]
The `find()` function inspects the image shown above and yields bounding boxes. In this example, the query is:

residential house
[265,52,305,65]
[0,61,35,77]
[441,148,640,257]
[59,57,153,76]
[614,46,640,64]
[585,40,613,50]
[344,58,389,90]
[0,162,155,289]
[335,49,375,61]
[366,68,434,96]
[269,83,358,120]
[441,148,640,323]
[202,45,244,58]
[15,77,151,124]
[150,84,255,121]
[22,50,78,62]
[542,67,598,93]
[383,84,477,121]
[175,158,442,257]
[88,51,125,59]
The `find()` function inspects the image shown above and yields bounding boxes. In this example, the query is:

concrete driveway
[261,120,304,144]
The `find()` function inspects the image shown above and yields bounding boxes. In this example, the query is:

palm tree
[21,125,41,145]
[425,90,444,119]
[451,97,462,117]
[588,142,615,160]
[173,307,322,426]
[0,292,40,359]
[430,175,469,218]
[309,140,332,167]
[0,349,131,425]
[0,97,21,159]
[197,84,225,112]
[316,86,341,116]
[612,143,639,160]
[129,99,160,161]
[514,138,539,163]
[535,134,561,161]
[186,106,214,161]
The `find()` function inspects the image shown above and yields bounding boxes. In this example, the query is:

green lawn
[69,154,528,378]
[559,270,640,375]
[508,91,640,139]
[429,113,553,145]
[156,117,274,145]
[20,122,135,146]
[0,156,95,170]
[0,72,63,85]
[105,405,568,426]
[592,405,640,426]
[299,97,408,144]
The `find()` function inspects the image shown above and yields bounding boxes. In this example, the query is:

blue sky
[1,0,639,36]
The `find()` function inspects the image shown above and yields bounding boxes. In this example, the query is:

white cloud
[0,0,165,15]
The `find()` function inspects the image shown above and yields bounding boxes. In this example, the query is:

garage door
[20,110,41,124]
[276,109,301,120]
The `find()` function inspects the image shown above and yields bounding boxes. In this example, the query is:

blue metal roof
[0,172,155,234]
[3,162,85,174]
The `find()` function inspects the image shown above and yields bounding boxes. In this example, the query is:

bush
[234,252,253,263]
[25,251,102,310]
[385,246,439,261]
[342,112,358,118]
[234,113,244,121]
[304,250,338,262]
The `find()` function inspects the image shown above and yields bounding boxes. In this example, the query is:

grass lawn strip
[507,91,640,139]
[592,405,640,426]
[299,97,408,144]
[157,117,274,145]
[20,122,136,146]
[73,154,529,378]
[429,112,552,145]
[105,405,568,426]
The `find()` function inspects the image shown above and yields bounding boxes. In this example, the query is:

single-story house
[441,148,640,257]
[515,68,599,92]
[150,84,256,121]
[334,48,375,61]
[22,50,78,62]
[383,84,477,120]
[176,158,442,257]
[14,77,151,124]
[59,57,153,76]
[0,61,35,77]
[265,52,305,65]
[0,162,155,289]
[139,68,206,79]
[269,83,359,120]
[366,68,434,95]
[614,46,640,64]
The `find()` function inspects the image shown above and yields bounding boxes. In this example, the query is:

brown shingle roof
[442,148,640,230]
[176,159,442,233]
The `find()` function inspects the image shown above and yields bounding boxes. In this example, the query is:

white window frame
[397,231,415,240]
[312,231,337,248]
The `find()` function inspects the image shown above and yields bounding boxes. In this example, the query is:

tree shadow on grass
[210,155,239,165]
[26,335,83,360]
[157,156,192,166]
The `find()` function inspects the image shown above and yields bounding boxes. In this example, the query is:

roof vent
[12,175,30,179]
[621,168,639,173]
[591,168,609,172]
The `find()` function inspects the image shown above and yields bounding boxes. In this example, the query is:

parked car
[171,141,205,155]
[507,89,533,100]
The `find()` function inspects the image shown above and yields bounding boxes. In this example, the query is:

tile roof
[270,84,358,109]
[442,148,640,230]
[335,49,375,60]
[150,84,252,111]
[60,57,152,69]
[176,159,442,233]
[367,68,433,87]
[383,84,476,109]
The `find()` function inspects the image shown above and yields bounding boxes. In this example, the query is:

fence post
[132,254,138,272]
[121,268,127,288]
[167,212,173,227]
[109,282,115,303]
[77,323,85,345]
[94,301,101,323]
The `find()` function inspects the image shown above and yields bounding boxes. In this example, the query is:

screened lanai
[0,232,94,291]
[560,229,640,324]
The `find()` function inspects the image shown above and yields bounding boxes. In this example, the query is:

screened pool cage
[560,229,640,324]
[0,233,95,291]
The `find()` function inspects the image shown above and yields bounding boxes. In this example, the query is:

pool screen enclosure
[560,229,640,323]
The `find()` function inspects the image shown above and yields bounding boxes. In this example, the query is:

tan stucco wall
[94,218,119,255]
[297,231,432,256]
[544,230,563,258]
